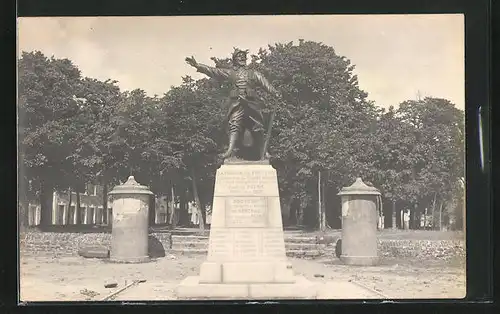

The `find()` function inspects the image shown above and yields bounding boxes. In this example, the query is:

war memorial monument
[176,48,318,299]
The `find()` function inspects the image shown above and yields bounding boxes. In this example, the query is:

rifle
[260,105,277,160]
[261,95,291,160]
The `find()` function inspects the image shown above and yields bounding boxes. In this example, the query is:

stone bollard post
[108,176,153,263]
[338,177,381,266]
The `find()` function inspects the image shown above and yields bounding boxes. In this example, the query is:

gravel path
[19,253,465,302]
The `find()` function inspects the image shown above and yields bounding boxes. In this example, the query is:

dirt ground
[19,252,465,302]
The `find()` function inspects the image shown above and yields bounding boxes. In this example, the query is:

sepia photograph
[17,14,465,301]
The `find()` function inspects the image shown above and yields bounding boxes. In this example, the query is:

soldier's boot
[221,132,239,159]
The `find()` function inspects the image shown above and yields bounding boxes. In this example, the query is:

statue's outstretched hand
[185,56,198,67]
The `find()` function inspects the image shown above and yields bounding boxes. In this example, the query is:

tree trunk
[179,191,187,226]
[18,182,29,231]
[76,191,81,225]
[172,185,177,225]
[169,184,177,227]
[102,183,108,224]
[431,192,437,230]
[102,183,108,211]
[376,195,383,230]
[318,171,325,231]
[423,206,427,230]
[400,205,404,229]
[317,172,321,229]
[280,194,293,226]
[67,187,72,225]
[18,177,30,231]
[289,197,297,226]
[177,186,190,227]
[391,200,397,229]
[412,203,417,230]
[297,204,304,227]
[18,202,28,232]
[39,180,54,228]
[321,173,327,231]
[438,201,444,231]
[191,169,205,232]
[148,179,156,227]
[148,194,156,227]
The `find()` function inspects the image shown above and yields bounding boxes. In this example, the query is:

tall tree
[18,45,465,232]
[247,40,379,226]
[395,97,465,229]
[18,51,83,227]
[157,75,226,227]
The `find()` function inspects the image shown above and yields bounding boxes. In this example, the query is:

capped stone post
[108,176,154,263]
[338,178,381,266]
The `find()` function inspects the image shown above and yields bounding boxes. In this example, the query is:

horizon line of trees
[18,39,465,232]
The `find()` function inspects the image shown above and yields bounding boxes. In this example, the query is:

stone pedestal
[176,161,317,299]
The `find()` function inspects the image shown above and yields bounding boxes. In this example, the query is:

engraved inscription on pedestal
[262,229,286,259]
[207,229,232,260]
[214,166,279,197]
[226,197,267,228]
[233,230,260,259]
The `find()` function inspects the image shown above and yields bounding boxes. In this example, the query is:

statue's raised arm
[253,71,281,99]
[185,56,230,80]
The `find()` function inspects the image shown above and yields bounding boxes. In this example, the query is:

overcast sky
[17,14,464,110]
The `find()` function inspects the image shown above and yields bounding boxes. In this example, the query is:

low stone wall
[19,231,465,262]
[19,231,172,257]
[377,239,466,261]
[279,240,465,261]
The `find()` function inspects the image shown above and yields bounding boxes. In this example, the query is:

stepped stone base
[176,275,317,299]
[175,163,319,300]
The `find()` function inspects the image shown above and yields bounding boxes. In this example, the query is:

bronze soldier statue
[185,48,281,161]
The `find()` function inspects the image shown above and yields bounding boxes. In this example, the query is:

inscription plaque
[226,197,267,228]
[233,230,260,259]
[214,167,279,196]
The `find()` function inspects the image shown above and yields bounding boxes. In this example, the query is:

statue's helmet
[232,47,249,62]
